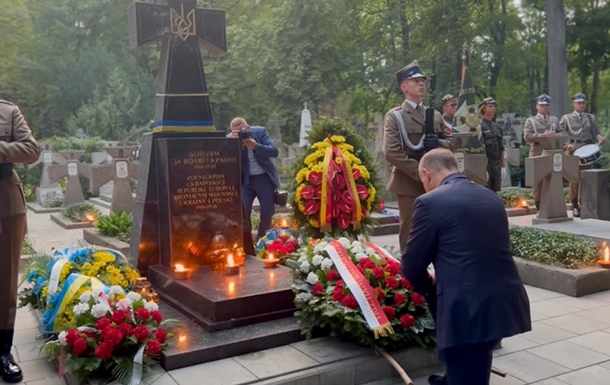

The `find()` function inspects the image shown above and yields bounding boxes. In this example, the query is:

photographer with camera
[228,117,280,240]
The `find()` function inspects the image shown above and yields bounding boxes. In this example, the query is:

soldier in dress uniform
[383,61,457,253]
[560,92,607,217]
[0,100,40,383]
[478,97,506,192]
[523,94,560,214]
[440,94,458,133]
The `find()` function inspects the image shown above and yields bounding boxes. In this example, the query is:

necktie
[241,147,250,187]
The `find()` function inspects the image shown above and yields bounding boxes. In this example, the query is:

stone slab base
[50,213,94,229]
[514,256,610,297]
[27,202,62,213]
[82,228,130,256]
[531,219,610,247]
[89,197,111,209]
[532,217,573,224]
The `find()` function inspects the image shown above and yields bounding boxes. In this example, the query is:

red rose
[332,175,346,190]
[117,323,133,338]
[102,327,124,347]
[305,200,321,216]
[357,266,365,275]
[133,325,150,341]
[337,214,350,229]
[95,317,111,330]
[65,329,79,345]
[382,306,396,320]
[341,295,358,309]
[267,242,279,253]
[332,190,342,203]
[386,262,401,276]
[394,292,407,306]
[356,184,369,199]
[314,186,322,198]
[135,308,150,321]
[112,309,128,325]
[411,292,426,306]
[374,287,385,301]
[359,258,375,270]
[352,168,361,180]
[400,314,415,329]
[151,310,163,323]
[154,328,168,344]
[336,280,345,288]
[312,283,325,296]
[385,276,399,289]
[372,267,385,279]
[94,342,114,360]
[401,278,412,290]
[72,338,88,355]
[332,288,345,302]
[300,185,315,200]
[146,340,162,356]
[326,270,340,281]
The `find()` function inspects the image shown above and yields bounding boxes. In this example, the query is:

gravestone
[29,145,64,205]
[298,102,312,147]
[453,132,488,186]
[525,135,579,224]
[580,169,610,221]
[91,151,115,200]
[47,151,91,207]
[497,113,523,147]
[502,135,521,188]
[89,147,139,213]
[127,0,295,348]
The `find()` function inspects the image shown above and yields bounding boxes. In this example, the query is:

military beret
[396,60,427,86]
[536,94,551,105]
[573,92,587,102]
[441,94,457,106]
[478,97,496,109]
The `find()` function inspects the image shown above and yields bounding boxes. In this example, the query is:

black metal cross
[128,0,227,133]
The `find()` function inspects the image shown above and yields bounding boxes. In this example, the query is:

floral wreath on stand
[290,117,383,239]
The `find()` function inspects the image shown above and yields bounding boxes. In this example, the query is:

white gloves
[501,167,507,179]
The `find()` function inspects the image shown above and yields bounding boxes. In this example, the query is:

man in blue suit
[401,149,531,385]
[229,117,281,239]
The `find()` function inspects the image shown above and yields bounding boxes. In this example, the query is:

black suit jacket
[401,173,531,352]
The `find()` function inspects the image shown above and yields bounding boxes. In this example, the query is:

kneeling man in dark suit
[401,149,531,385]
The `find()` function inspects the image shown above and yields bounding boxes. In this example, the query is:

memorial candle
[224,253,239,275]
[278,217,289,229]
[598,242,610,269]
[263,252,280,269]
[173,263,193,280]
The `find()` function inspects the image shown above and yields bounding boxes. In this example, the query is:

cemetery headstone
[496,113,523,147]
[299,102,312,147]
[89,147,139,213]
[29,144,65,205]
[453,132,488,186]
[502,135,521,188]
[580,169,610,221]
[90,151,114,200]
[47,151,91,207]
[525,135,579,224]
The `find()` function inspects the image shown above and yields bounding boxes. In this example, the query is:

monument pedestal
[453,133,488,186]
[581,169,610,221]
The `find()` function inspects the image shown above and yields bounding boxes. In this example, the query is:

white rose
[295,293,313,303]
[109,286,125,296]
[311,255,324,266]
[351,241,364,249]
[73,303,90,316]
[338,237,351,248]
[91,303,110,318]
[144,301,159,312]
[365,247,376,255]
[79,291,93,303]
[314,241,328,253]
[126,292,142,302]
[355,252,368,261]
[321,258,334,270]
[300,261,310,273]
[92,288,104,298]
[306,272,319,285]
[297,254,308,263]
[58,331,68,346]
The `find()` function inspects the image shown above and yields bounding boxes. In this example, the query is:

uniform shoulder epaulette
[0,100,15,106]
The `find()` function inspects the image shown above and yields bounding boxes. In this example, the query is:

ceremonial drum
[574,144,601,168]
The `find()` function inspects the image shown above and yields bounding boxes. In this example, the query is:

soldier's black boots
[0,330,23,383]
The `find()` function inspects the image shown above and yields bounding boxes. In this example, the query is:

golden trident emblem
[169,3,196,42]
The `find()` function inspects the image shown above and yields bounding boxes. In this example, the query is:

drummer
[523,94,561,215]
[560,92,607,218]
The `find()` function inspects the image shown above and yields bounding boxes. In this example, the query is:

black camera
[238,128,251,141]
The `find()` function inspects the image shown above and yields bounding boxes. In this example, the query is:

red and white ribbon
[324,240,394,338]
[364,242,400,264]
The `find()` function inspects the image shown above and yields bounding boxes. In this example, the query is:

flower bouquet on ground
[42,289,177,385]
[289,117,383,239]
[286,238,435,351]
[18,246,140,334]
[255,229,300,263]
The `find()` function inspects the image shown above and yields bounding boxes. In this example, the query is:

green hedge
[509,226,600,269]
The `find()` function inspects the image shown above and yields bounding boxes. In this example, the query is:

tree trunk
[591,68,600,115]
[545,0,568,117]
[398,0,409,63]
[579,70,589,97]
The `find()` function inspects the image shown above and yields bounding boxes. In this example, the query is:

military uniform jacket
[0,100,41,218]
[383,100,457,197]
[523,114,560,157]
[559,112,597,148]
[481,119,504,164]
[442,115,453,133]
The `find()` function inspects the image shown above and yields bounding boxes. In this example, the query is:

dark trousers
[242,173,276,238]
[487,163,501,192]
[442,341,496,385]
[0,215,26,329]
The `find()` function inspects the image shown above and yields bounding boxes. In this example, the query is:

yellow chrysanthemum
[125,268,140,286]
[330,135,346,144]
[295,168,310,184]
[41,286,48,299]
[312,141,331,150]
[354,164,371,180]
[94,251,116,264]
[304,149,326,166]
[337,143,354,153]
[309,163,324,173]
[309,218,320,228]
[59,262,72,281]
[335,157,343,165]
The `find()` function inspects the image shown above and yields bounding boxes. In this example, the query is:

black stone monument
[127,0,299,369]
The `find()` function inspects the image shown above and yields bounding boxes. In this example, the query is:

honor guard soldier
[479,97,506,192]
[523,94,560,214]
[560,92,607,217]
[383,61,457,253]
[0,100,40,383]
[440,94,458,133]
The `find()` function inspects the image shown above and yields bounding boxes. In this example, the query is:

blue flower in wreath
[48,293,60,307]
[68,247,91,264]
[33,277,46,296]
[27,272,38,283]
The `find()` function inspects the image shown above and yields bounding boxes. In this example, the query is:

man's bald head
[418,149,459,192]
